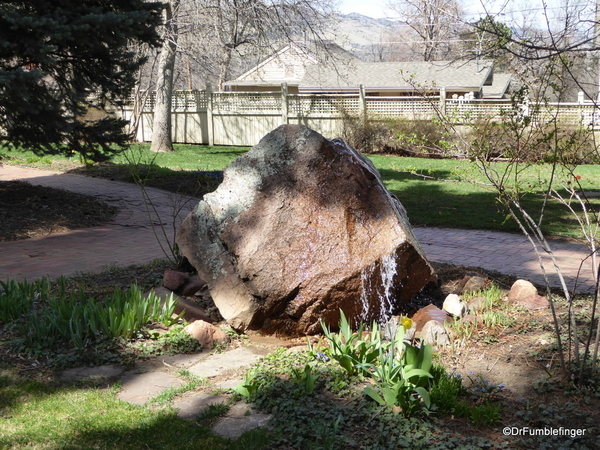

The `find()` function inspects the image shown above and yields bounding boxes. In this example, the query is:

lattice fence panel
[140,91,207,111]
[366,97,438,119]
[212,92,281,113]
[289,95,359,116]
[446,100,512,122]
[172,91,207,111]
[580,104,600,127]
[522,103,586,126]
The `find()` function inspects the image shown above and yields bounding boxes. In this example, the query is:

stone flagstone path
[59,341,291,439]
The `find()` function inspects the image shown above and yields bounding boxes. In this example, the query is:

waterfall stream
[359,253,399,323]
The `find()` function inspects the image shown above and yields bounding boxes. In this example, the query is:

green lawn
[0,143,249,172]
[0,371,264,449]
[371,155,600,238]
[3,143,599,239]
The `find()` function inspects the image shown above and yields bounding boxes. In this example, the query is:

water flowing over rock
[176,125,434,335]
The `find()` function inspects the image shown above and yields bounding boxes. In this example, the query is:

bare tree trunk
[151,0,179,153]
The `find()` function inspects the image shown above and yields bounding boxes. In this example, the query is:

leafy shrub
[341,114,459,157]
[387,119,458,157]
[341,114,394,154]
[466,115,599,164]
[429,367,469,417]
[469,401,503,427]
[156,325,201,354]
[320,311,434,416]
[319,311,505,422]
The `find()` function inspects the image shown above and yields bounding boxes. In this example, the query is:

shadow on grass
[0,375,267,450]
[199,149,249,157]
[66,162,223,198]
[378,168,598,238]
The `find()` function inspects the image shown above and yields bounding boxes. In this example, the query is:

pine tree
[0,0,163,162]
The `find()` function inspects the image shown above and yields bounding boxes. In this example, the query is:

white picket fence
[119,88,600,147]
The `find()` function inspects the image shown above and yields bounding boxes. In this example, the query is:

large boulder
[176,125,434,335]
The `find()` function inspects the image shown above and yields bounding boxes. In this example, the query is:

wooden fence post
[439,87,447,118]
[206,83,214,146]
[281,83,289,125]
[359,84,366,119]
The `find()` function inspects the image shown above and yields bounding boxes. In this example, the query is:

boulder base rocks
[420,320,450,346]
[163,270,207,297]
[177,125,434,335]
[411,304,450,332]
[515,294,550,310]
[184,320,230,349]
[442,294,468,318]
[508,280,538,303]
[461,275,487,294]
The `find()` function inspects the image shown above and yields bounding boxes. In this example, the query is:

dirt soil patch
[0,180,118,242]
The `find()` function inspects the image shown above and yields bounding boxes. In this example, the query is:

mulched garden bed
[0,180,118,242]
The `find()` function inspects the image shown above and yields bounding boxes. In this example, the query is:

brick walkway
[0,165,196,281]
[1,165,597,293]
[413,227,597,293]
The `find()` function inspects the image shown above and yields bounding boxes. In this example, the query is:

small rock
[443,294,468,318]
[508,280,537,303]
[179,276,207,297]
[420,320,450,346]
[538,337,550,346]
[163,270,207,297]
[411,304,450,332]
[184,320,230,349]
[461,314,483,325]
[462,276,487,293]
[516,294,549,310]
[163,270,189,292]
[149,287,214,323]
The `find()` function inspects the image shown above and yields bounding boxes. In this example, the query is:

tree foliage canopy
[0,0,163,161]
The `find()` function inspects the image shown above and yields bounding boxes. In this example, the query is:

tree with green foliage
[461,15,513,70]
[0,0,163,162]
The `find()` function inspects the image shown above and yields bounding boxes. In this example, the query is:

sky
[337,0,491,19]
[338,0,392,18]
[337,0,579,24]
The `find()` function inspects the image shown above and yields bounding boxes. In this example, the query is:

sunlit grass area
[0,370,258,450]
[0,143,249,172]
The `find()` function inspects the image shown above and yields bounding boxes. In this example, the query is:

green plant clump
[0,278,48,324]
[320,310,382,377]
[1,277,182,353]
[234,336,503,448]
